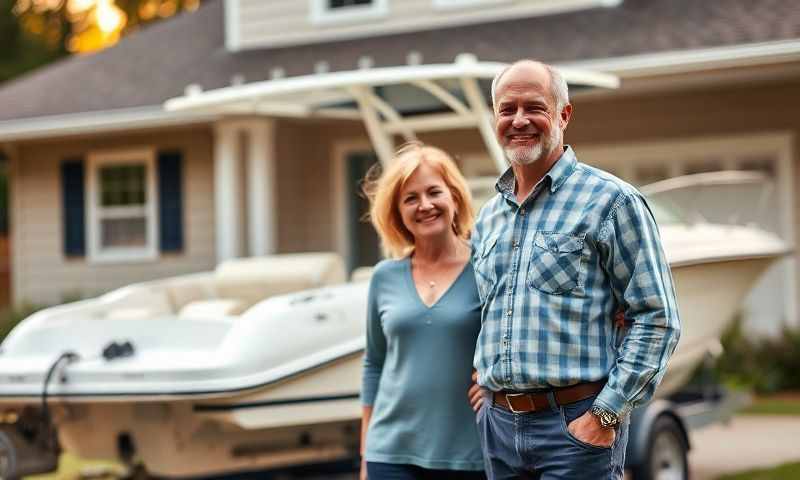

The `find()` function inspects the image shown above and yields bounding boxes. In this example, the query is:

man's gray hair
[490,60,570,113]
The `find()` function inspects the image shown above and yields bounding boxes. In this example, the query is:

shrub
[0,303,46,343]
[712,317,800,394]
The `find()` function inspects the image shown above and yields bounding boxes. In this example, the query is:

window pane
[329,0,371,8]
[101,217,147,248]
[100,164,146,207]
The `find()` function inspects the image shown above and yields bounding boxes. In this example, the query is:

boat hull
[656,256,777,396]
[1,353,364,478]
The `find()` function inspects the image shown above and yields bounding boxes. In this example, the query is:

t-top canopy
[165,54,619,170]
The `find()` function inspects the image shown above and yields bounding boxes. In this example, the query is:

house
[0,0,797,335]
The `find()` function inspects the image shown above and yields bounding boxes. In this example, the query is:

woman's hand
[468,369,484,412]
[360,405,372,480]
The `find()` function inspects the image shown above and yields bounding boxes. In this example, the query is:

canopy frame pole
[460,77,507,174]
[349,86,396,166]
[362,90,417,142]
[412,80,471,115]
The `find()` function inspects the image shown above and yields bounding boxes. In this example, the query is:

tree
[0,0,202,85]
[0,0,66,84]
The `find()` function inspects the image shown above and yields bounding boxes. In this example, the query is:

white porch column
[214,122,244,262]
[246,119,277,256]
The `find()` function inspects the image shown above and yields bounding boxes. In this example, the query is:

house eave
[0,107,217,143]
[562,39,800,78]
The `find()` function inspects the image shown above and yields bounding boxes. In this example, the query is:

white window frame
[433,0,512,10]
[310,0,389,26]
[86,148,159,264]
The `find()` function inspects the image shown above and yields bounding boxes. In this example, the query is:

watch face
[601,412,616,427]
[592,406,618,427]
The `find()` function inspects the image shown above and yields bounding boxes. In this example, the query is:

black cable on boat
[40,351,80,451]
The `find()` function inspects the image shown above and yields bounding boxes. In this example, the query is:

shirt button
[520,209,526,216]
[513,241,520,249]
[507,309,512,316]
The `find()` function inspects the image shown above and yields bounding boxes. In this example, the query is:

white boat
[0,175,789,479]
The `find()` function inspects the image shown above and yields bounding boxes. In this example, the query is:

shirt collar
[495,146,578,199]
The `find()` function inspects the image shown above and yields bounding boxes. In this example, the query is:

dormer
[225,0,622,51]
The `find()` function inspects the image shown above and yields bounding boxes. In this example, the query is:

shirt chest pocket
[527,231,586,295]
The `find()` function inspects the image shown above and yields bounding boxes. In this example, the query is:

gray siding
[11,128,217,305]
[231,0,613,50]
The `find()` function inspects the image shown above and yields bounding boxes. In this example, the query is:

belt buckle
[505,392,528,414]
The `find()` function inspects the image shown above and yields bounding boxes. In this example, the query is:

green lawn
[740,395,800,416]
[717,461,800,480]
[25,454,124,480]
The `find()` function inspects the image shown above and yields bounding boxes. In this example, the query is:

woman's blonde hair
[363,142,474,259]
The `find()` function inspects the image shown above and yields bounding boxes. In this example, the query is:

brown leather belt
[493,380,605,413]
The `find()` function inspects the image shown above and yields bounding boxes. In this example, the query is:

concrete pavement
[689,415,800,479]
[270,415,800,479]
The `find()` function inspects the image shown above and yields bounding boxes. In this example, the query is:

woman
[360,142,485,480]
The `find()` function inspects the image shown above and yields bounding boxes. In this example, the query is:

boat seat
[350,266,375,283]
[163,276,216,312]
[105,307,159,321]
[212,253,346,311]
[178,298,247,320]
[103,285,175,320]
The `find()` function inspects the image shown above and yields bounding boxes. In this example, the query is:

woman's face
[397,162,458,244]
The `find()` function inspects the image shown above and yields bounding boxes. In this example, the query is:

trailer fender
[625,400,690,469]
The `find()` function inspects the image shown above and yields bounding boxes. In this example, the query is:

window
[310,0,388,25]
[87,149,158,263]
[433,0,511,10]
[330,0,373,7]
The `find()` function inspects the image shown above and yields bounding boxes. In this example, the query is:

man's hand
[468,369,484,412]
[567,410,615,448]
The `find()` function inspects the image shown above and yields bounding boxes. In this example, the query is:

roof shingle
[1,0,798,122]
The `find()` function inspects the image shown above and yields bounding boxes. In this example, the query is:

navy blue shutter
[157,150,184,252]
[61,158,86,256]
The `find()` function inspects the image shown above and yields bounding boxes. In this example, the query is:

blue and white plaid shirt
[472,146,680,416]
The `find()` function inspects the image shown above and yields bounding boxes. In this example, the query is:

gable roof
[1,0,799,123]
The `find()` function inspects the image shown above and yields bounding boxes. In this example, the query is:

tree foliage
[0,0,202,84]
[0,0,67,84]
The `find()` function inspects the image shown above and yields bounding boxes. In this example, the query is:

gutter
[0,106,217,143]
[560,39,800,78]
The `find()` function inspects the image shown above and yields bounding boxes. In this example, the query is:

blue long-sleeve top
[361,258,484,471]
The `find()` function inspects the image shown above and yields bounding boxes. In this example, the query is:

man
[468,59,680,479]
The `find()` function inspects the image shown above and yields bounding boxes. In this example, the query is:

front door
[346,152,381,273]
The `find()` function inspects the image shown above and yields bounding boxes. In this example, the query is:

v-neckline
[405,257,470,310]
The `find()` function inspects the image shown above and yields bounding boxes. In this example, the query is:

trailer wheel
[632,415,689,480]
[0,430,18,480]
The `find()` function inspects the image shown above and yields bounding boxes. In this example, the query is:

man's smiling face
[494,63,565,166]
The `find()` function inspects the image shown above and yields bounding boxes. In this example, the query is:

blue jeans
[366,462,487,480]
[476,392,628,479]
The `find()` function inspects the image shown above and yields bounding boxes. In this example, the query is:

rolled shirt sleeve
[595,192,681,416]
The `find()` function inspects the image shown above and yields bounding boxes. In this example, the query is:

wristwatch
[590,405,619,429]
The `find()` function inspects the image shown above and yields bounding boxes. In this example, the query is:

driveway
[318,415,800,480]
[689,414,800,479]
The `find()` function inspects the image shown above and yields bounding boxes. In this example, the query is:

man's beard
[504,123,561,166]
